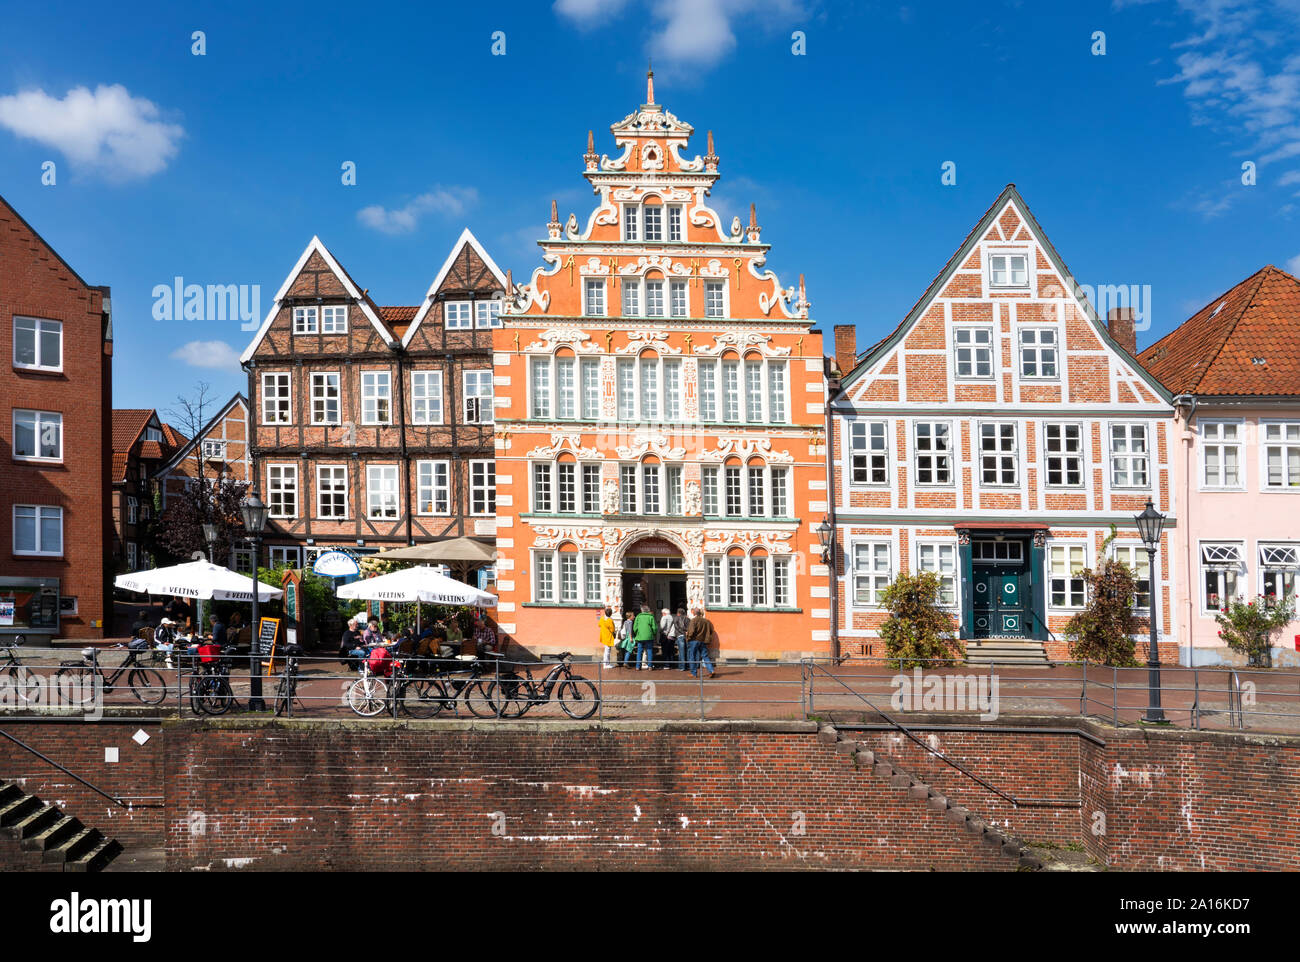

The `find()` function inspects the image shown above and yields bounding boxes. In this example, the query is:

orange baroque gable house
[492,74,828,660]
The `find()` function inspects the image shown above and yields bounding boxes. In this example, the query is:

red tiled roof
[112,409,153,455]
[1138,266,1300,396]
[111,453,129,483]
[381,306,419,341]
[162,424,188,448]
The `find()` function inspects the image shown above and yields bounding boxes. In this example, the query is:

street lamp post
[240,494,269,711]
[200,523,218,632]
[1134,499,1167,723]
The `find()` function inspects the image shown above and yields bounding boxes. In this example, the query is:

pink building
[1140,266,1300,666]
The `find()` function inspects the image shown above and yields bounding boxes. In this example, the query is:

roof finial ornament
[548,199,561,239]
[584,129,599,171]
[647,61,655,104]
[747,203,761,242]
[704,129,719,172]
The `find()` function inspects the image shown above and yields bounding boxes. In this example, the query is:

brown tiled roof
[112,409,153,455]
[381,306,419,341]
[162,424,188,448]
[1138,266,1300,396]
[111,453,129,483]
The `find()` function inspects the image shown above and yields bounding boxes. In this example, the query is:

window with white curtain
[367,465,400,519]
[411,370,443,425]
[416,461,449,515]
[1201,421,1241,488]
[1263,422,1300,488]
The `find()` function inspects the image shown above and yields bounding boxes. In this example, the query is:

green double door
[972,563,1028,638]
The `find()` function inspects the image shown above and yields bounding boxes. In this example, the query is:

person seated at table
[416,626,448,660]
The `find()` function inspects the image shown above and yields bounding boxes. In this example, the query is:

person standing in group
[619,609,637,667]
[598,607,617,667]
[658,607,676,670]
[673,606,691,671]
[632,604,657,670]
[685,607,716,678]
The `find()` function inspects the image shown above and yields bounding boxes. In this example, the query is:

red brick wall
[0,196,111,638]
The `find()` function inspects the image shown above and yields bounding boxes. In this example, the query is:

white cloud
[357,186,479,235]
[0,84,182,180]
[1286,252,1300,274]
[555,0,805,68]
[170,340,242,372]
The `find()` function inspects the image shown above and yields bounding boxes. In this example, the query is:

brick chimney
[1108,307,1136,354]
[833,324,857,375]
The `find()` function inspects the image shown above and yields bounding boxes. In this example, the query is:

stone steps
[817,724,1044,870]
[0,780,123,873]
[965,641,1050,666]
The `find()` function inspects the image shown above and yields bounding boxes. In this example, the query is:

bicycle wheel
[347,676,388,717]
[54,666,98,707]
[273,677,291,717]
[129,668,168,706]
[199,678,233,715]
[486,673,531,718]
[557,677,600,720]
[459,678,496,717]
[400,678,447,718]
[5,666,41,704]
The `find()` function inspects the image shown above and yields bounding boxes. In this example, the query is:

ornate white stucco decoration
[612,186,693,203]
[532,526,605,551]
[600,478,620,515]
[526,433,604,460]
[729,216,743,241]
[693,331,790,358]
[698,437,795,464]
[513,253,559,314]
[565,214,581,240]
[580,256,611,276]
[702,529,794,555]
[600,143,634,172]
[617,254,692,279]
[614,431,687,461]
[523,329,602,354]
[601,526,704,569]
[668,141,704,171]
[614,331,681,356]
[747,255,801,320]
[640,141,664,170]
[699,258,729,279]
[683,480,702,516]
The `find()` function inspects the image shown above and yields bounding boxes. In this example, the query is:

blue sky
[1,0,1297,416]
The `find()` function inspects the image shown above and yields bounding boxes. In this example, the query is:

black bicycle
[1,636,40,704]
[55,646,168,706]
[188,647,237,715]
[273,645,305,716]
[400,653,500,718]
[484,653,600,720]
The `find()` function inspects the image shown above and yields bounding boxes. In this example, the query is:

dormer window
[989,253,1028,288]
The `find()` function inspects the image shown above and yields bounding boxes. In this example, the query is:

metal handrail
[0,727,162,809]
[1228,670,1244,729]
[802,661,1073,808]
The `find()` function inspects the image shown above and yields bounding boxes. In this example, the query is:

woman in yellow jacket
[597,607,617,667]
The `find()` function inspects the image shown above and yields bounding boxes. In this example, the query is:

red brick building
[240,231,504,569]
[111,409,185,573]
[0,193,113,640]
[827,186,1176,663]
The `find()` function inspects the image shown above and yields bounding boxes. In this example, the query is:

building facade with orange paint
[492,76,828,660]
[828,186,1177,663]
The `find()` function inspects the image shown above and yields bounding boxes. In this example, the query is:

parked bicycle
[1,636,40,704]
[346,653,497,718]
[54,646,168,706]
[273,645,304,717]
[483,653,600,720]
[188,645,237,715]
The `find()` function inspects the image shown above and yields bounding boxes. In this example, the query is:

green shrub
[878,570,964,669]
[1215,595,1295,668]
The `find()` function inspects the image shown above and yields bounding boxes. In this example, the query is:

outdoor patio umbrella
[336,565,496,608]
[374,537,494,564]
[115,560,284,602]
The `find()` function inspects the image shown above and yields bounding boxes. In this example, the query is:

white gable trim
[239,236,394,364]
[154,394,249,475]
[402,228,508,348]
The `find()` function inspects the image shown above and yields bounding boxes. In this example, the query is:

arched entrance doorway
[620,536,687,615]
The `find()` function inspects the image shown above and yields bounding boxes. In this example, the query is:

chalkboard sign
[256,617,279,656]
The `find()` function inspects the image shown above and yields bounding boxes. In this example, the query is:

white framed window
[317,465,349,519]
[532,462,553,513]
[744,360,764,423]
[557,462,577,513]
[126,497,139,524]
[645,279,665,318]
[13,317,62,372]
[979,422,1018,486]
[580,358,600,419]
[643,204,663,242]
[367,465,400,519]
[261,373,292,424]
[469,460,495,515]
[916,542,958,607]
[556,357,577,420]
[1201,543,1244,613]
[721,359,740,422]
[321,304,348,333]
[621,281,641,317]
[768,361,787,422]
[747,466,765,517]
[13,505,62,556]
[1019,328,1058,378]
[617,359,635,420]
[416,460,450,515]
[474,299,502,329]
[584,554,602,602]
[989,252,1029,288]
[771,468,789,517]
[666,465,683,514]
[445,301,473,330]
[463,370,494,424]
[702,467,719,515]
[727,555,744,605]
[914,421,952,485]
[201,439,227,460]
[1109,424,1149,488]
[706,558,723,606]
[231,547,255,574]
[667,205,683,242]
[640,359,659,420]
[622,204,639,242]
[361,371,392,425]
[1044,423,1084,487]
[723,465,742,517]
[972,541,1024,564]
[268,545,301,568]
[127,542,138,570]
[1048,544,1087,609]
[1201,420,1242,489]
[143,425,163,443]
[852,542,892,607]
[12,409,62,462]
[1111,544,1152,611]
[1260,543,1299,610]
[1262,421,1300,489]
[704,281,725,319]
[663,359,682,421]
[267,464,298,518]
[582,464,601,514]
[954,327,994,378]
[669,280,688,318]
[411,370,444,425]
[533,549,603,604]
[750,556,768,606]
[699,362,717,421]
[773,557,792,607]
[584,279,606,316]
[292,306,318,334]
[619,464,638,514]
[530,357,552,419]
[310,372,341,425]
[642,463,661,514]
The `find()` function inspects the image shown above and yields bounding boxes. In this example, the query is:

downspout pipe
[824,359,840,663]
